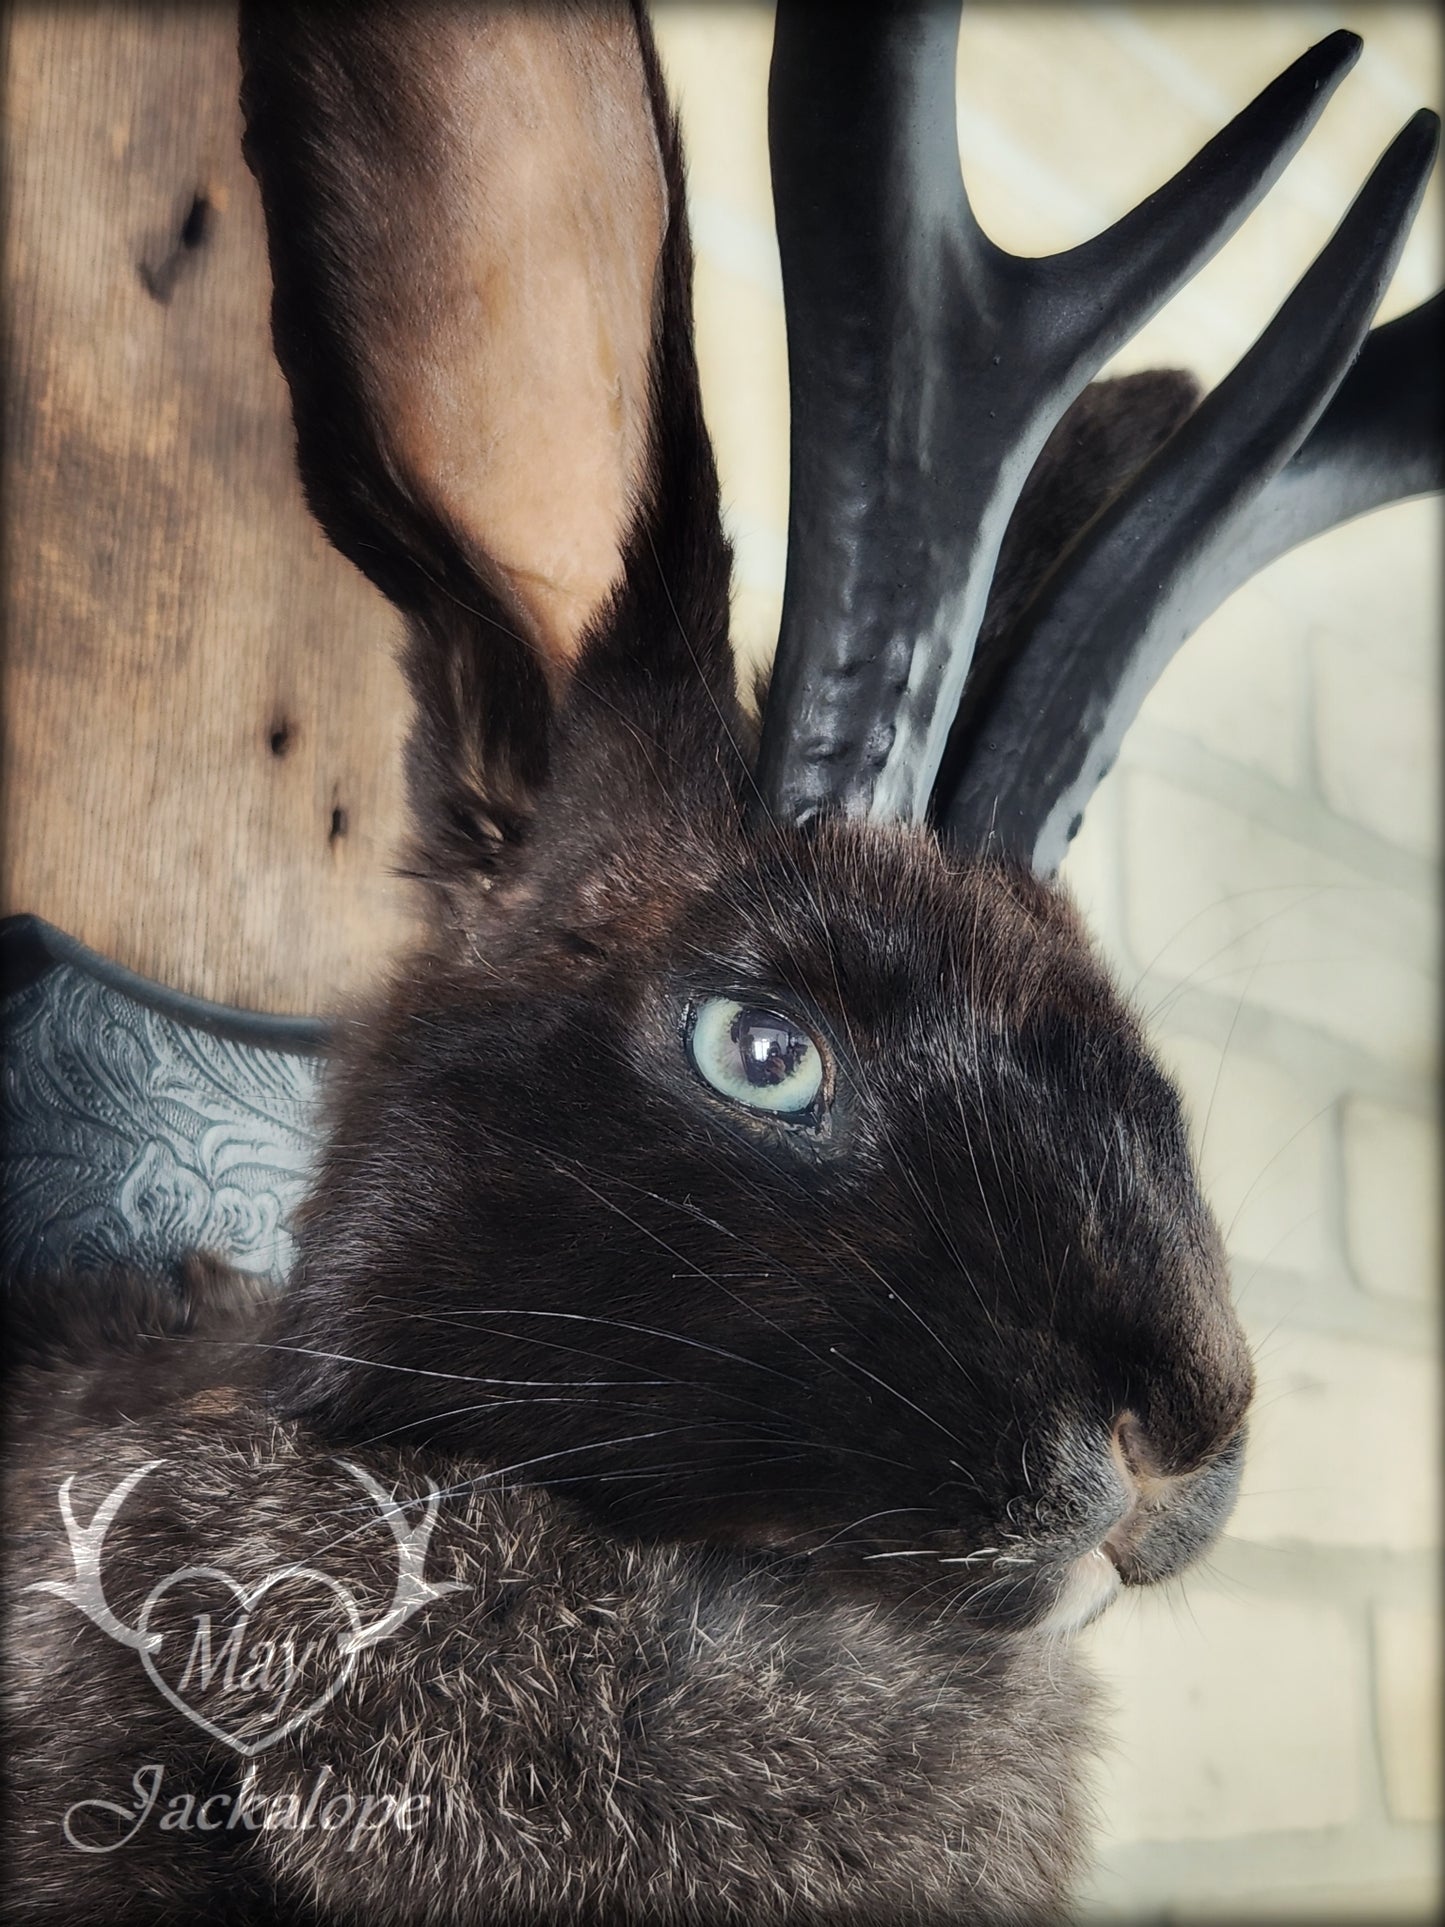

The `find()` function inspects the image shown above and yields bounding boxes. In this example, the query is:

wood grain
[1,6,422,1014]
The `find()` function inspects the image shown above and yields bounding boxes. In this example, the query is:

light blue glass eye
[688,997,824,1116]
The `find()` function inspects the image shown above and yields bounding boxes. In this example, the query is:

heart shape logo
[138,1564,362,1757]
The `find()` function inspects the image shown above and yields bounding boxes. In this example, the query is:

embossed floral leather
[0,917,324,1287]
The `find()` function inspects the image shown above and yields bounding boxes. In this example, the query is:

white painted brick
[1059,775,1129,976]
[1256,500,1441,854]
[1342,1098,1440,1305]
[1120,770,1434,1076]
[1284,498,1441,673]
[1313,637,1438,862]
[1230,1328,1439,1551]
[1151,1030,1328,1278]
[1373,1602,1443,1825]
[1137,580,1305,786]
[1153,1874,1445,1921]
[1080,1586,1363,1841]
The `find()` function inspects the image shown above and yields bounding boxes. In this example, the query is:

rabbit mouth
[962,1474,1229,1636]
[1036,1548,1121,1637]
[860,1421,1249,1635]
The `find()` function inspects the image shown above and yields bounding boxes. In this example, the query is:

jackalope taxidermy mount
[5,3,1439,1923]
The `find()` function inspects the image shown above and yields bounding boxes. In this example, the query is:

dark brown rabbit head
[233,0,1445,1645]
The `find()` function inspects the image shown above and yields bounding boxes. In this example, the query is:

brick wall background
[652,6,1441,1918]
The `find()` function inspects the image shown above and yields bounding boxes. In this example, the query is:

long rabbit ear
[239,2,726,893]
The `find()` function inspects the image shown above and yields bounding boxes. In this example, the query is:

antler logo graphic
[26,1460,169,1653]
[27,1460,463,1755]
[328,1461,462,1656]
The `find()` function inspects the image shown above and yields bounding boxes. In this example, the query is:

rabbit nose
[1101,1410,1162,1566]
[1110,1396,1248,1486]
[1100,1407,1246,1579]
[1109,1410,1154,1489]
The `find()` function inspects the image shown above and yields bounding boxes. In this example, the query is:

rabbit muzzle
[792,1374,1252,1640]
[1096,1407,1248,1588]
[1020,1407,1250,1636]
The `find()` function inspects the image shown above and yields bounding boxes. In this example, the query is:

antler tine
[750,4,1362,829]
[1227,290,1443,578]
[936,112,1440,877]
[1057,36,1362,360]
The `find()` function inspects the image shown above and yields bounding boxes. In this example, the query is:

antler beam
[750,1,1362,827]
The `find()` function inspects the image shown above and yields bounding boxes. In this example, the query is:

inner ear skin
[369,9,668,679]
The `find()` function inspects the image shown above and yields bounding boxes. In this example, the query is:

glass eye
[688,997,824,1117]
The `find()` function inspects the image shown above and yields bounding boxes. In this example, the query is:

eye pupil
[688,995,825,1119]
[732,1008,811,1088]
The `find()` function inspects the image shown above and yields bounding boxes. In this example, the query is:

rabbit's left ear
[240,2,729,895]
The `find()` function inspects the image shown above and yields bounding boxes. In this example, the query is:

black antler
[938,132,1440,873]
[752,2,1440,854]
[944,159,1441,874]
[750,2,1364,827]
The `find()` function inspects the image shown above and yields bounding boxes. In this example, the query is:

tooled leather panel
[1,919,323,1287]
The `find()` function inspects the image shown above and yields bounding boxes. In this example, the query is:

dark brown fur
[5,6,1254,1921]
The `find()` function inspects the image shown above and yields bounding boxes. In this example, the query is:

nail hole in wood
[139,190,214,303]
[179,192,211,251]
[329,807,349,844]
[268,720,293,757]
